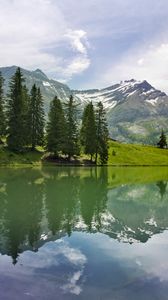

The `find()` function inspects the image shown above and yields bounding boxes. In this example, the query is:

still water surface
[0,167,168,299]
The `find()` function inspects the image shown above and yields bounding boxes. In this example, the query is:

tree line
[0,67,109,164]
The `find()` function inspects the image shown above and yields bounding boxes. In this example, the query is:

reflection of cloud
[61,244,87,266]
[127,187,146,199]
[97,230,168,282]
[19,239,87,295]
[61,270,83,295]
[21,239,87,268]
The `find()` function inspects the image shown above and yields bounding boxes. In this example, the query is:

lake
[0,166,168,299]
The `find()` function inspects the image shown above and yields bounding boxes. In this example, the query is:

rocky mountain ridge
[1,66,168,143]
[74,79,168,143]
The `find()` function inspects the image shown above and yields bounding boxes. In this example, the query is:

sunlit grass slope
[108,141,168,166]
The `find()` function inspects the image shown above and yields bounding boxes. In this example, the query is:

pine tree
[29,85,45,150]
[22,85,30,146]
[0,72,6,142]
[36,88,45,146]
[64,95,79,160]
[157,130,167,149]
[95,102,109,164]
[7,67,26,152]
[80,102,96,162]
[46,96,66,157]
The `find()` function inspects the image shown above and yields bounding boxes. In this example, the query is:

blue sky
[1,0,168,91]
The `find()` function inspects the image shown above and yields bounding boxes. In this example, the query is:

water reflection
[0,167,168,264]
[156,181,167,199]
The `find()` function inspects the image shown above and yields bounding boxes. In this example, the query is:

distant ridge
[1,66,168,144]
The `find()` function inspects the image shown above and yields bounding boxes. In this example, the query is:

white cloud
[0,0,90,81]
[100,42,168,93]
[63,56,91,77]
[62,29,91,78]
[1,0,168,90]
[65,29,89,55]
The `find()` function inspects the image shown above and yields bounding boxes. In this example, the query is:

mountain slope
[1,66,168,143]
[0,66,71,112]
[74,80,168,143]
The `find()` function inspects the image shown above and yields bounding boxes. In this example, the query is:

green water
[0,167,168,299]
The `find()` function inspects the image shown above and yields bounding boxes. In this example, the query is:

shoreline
[0,162,168,168]
[0,140,168,167]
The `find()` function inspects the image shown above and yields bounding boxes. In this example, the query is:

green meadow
[0,140,168,166]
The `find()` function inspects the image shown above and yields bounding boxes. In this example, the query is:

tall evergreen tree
[157,129,167,149]
[29,84,45,150]
[64,95,79,160]
[22,85,30,146]
[0,72,6,142]
[46,96,66,157]
[95,102,109,164]
[7,67,26,152]
[80,102,96,162]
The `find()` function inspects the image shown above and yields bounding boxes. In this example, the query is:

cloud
[0,0,90,81]
[65,29,89,55]
[99,42,168,93]
[60,29,91,79]
[63,56,90,77]
[56,0,168,90]
[1,0,168,90]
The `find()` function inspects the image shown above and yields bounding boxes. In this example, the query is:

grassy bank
[0,141,168,166]
[108,141,168,166]
[0,147,43,166]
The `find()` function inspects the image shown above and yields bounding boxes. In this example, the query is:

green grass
[108,141,168,166]
[0,146,43,166]
[0,141,168,166]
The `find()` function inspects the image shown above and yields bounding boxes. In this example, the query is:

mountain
[74,79,168,144]
[0,66,72,112]
[1,66,168,144]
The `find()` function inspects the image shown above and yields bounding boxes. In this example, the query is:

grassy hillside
[108,141,168,166]
[0,141,168,166]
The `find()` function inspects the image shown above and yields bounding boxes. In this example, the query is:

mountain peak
[136,80,153,90]
[124,79,137,83]
[33,68,48,79]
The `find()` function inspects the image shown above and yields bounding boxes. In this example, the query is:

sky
[1,0,168,91]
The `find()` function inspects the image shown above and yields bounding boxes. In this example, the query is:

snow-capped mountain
[74,79,166,110]
[1,66,168,143]
[74,79,168,143]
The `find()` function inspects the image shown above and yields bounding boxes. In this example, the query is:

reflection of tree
[0,180,7,236]
[79,168,108,232]
[2,170,43,264]
[1,167,168,263]
[45,169,79,236]
[44,168,108,235]
[156,181,167,199]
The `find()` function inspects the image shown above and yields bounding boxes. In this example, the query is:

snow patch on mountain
[43,81,51,87]
[146,98,158,106]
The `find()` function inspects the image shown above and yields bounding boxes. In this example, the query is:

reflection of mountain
[105,183,168,243]
[0,167,168,263]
